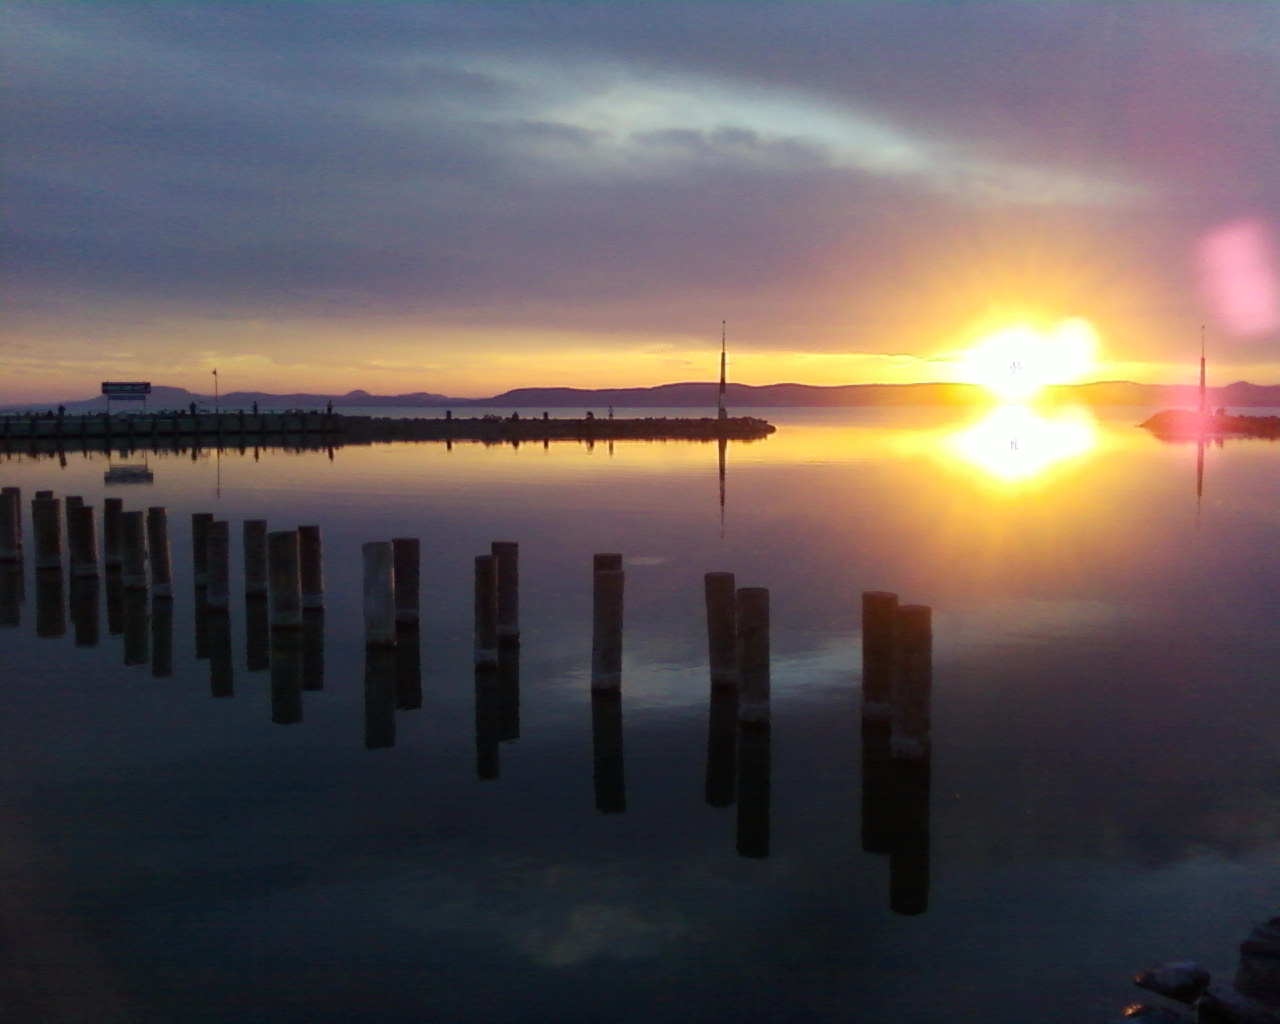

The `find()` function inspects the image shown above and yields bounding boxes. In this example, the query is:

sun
[956,317,1100,402]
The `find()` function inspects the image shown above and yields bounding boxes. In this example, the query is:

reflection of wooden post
[32,496,62,570]
[146,506,173,597]
[151,594,174,678]
[861,590,898,855]
[103,497,123,568]
[475,665,501,779]
[191,512,213,585]
[35,569,65,638]
[122,588,149,665]
[591,567,624,690]
[69,576,98,647]
[474,554,498,669]
[245,594,269,671]
[704,571,737,687]
[362,541,395,647]
[591,690,626,813]
[270,628,304,724]
[364,647,396,749]
[892,605,932,760]
[120,510,148,590]
[394,623,421,708]
[736,587,769,723]
[736,720,771,858]
[68,504,99,578]
[208,603,234,698]
[298,524,324,609]
[705,687,738,808]
[243,519,268,596]
[492,540,519,642]
[392,537,419,625]
[268,530,302,629]
[0,488,20,562]
[0,563,21,628]
[206,521,230,610]
[302,609,325,692]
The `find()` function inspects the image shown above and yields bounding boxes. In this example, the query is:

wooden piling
[146,506,173,596]
[474,553,498,668]
[704,571,737,687]
[0,488,21,562]
[103,497,123,568]
[736,587,770,723]
[191,512,213,585]
[120,510,148,590]
[392,537,419,625]
[68,504,99,578]
[591,567,625,691]
[32,496,62,570]
[243,519,268,595]
[593,552,622,573]
[298,524,324,609]
[268,529,302,629]
[492,540,519,642]
[205,520,230,610]
[362,540,395,646]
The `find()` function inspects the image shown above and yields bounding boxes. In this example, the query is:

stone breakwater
[1140,409,1280,440]
[0,411,776,449]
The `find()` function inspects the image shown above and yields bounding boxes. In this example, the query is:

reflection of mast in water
[717,435,727,538]
[1196,435,1205,524]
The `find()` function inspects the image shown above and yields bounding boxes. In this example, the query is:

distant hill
[4,380,1277,413]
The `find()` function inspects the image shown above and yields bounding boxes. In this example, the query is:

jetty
[1140,409,1280,440]
[0,410,775,451]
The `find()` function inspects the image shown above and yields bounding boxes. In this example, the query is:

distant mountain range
[4,380,1278,412]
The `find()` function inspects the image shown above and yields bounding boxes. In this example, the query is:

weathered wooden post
[268,530,302,629]
[298,524,324,609]
[120,510,149,590]
[69,576,98,647]
[491,540,519,643]
[0,487,21,562]
[68,504,99,578]
[205,520,230,610]
[591,690,626,813]
[392,537,419,626]
[243,519,268,596]
[103,497,123,568]
[191,512,213,585]
[146,506,173,596]
[861,590,898,855]
[32,495,62,570]
[474,553,498,669]
[362,540,395,646]
[736,587,769,723]
[591,562,624,691]
[704,571,737,687]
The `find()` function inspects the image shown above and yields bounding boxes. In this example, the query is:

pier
[0,410,776,451]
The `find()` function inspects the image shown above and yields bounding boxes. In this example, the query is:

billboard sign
[102,381,151,400]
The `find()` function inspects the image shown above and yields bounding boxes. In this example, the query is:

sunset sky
[3,1,1278,403]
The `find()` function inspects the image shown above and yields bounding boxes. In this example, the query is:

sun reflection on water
[941,404,1099,485]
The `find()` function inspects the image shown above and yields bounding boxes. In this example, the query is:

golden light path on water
[941,404,1100,485]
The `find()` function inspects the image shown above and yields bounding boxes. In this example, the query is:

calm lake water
[2,405,1278,1024]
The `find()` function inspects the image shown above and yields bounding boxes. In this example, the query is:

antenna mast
[718,320,727,420]
[1198,325,1207,415]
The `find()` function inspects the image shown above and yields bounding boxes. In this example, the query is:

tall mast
[1198,324,1207,415]
[718,320,727,420]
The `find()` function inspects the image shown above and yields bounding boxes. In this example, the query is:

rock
[1196,983,1280,1024]
[1239,917,1280,1009]
[1134,962,1212,1004]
